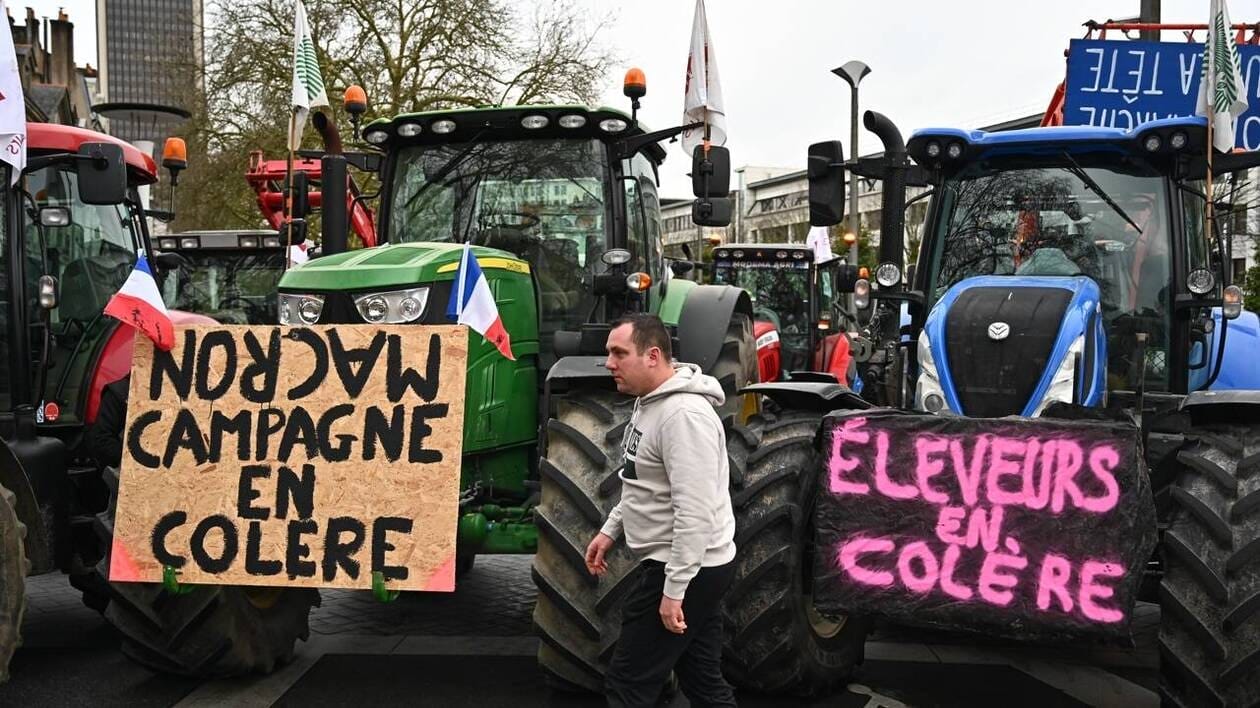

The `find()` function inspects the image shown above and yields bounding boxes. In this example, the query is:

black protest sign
[110,325,468,592]
[812,410,1157,641]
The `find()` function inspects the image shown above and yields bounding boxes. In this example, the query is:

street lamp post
[832,60,870,267]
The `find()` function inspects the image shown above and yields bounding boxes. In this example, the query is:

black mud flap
[812,409,1157,643]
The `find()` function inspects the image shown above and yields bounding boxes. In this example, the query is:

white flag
[1195,0,1248,153]
[681,0,727,156]
[806,226,834,263]
[288,0,330,151]
[0,0,26,185]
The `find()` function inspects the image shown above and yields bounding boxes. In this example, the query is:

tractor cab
[710,243,858,384]
[5,124,204,431]
[278,101,737,367]
[905,120,1239,416]
[155,229,286,324]
[808,116,1253,416]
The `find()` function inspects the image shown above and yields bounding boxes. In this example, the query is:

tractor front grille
[944,286,1071,417]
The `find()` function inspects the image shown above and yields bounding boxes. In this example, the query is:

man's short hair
[610,313,673,360]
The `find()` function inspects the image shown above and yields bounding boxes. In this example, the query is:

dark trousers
[605,559,737,708]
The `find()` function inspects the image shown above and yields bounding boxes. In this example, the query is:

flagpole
[1206,110,1215,245]
[284,108,297,273]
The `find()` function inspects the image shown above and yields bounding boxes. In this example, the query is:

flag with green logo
[1195,0,1248,153]
[288,0,329,151]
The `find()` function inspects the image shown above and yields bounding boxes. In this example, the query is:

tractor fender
[656,278,697,326]
[676,285,753,375]
[1181,389,1260,409]
[742,381,871,415]
[0,438,55,574]
[1190,309,1260,392]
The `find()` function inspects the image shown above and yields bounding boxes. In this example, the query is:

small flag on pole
[1196,0,1248,153]
[446,243,515,361]
[0,0,26,185]
[288,0,329,151]
[681,0,726,157]
[103,254,175,351]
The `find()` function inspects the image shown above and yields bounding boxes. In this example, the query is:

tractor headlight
[914,330,951,414]
[1030,335,1085,417]
[353,287,430,324]
[279,293,325,326]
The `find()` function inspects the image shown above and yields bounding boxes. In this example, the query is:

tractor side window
[626,153,662,280]
[622,160,649,276]
[1180,180,1212,279]
[24,166,136,326]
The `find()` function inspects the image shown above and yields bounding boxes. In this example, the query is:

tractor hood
[278,242,521,293]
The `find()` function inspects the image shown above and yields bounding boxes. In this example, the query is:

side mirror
[291,170,311,218]
[807,141,846,226]
[691,145,730,198]
[669,260,695,276]
[38,206,71,227]
[153,251,188,273]
[281,219,308,248]
[692,197,732,227]
[832,264,860,293]
[76,142,127,205]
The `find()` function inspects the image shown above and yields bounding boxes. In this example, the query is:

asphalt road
[0,556,1159,707]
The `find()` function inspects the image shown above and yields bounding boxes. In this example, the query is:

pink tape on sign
[108,536,143,582]
[424,555,456,592]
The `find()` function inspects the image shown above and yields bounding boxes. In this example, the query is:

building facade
[663,113,1259,281]
[8,8,100,127]
[95,0,203,147]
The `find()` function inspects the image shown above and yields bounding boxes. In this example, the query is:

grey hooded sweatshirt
[600,363,737,600]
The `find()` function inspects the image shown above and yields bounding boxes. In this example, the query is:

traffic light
[843,231,857,245]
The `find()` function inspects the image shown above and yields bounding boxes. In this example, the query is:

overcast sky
[18,0,1249,196]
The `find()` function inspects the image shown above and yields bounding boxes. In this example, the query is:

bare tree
[171,0,616,231]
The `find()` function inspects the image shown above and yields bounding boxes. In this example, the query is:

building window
[1234,257,1248,285]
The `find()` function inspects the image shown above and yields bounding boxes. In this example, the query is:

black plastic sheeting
[812,409,1157,642]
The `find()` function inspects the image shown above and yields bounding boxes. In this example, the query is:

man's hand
[659,596,686,634]
[585,533,614,577]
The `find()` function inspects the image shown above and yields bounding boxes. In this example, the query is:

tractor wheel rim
[804,592,845,639]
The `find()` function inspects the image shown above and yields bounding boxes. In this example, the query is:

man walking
[586,314,737,707]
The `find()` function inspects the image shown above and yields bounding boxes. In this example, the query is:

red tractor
[0,124,317,683]
[710,243,860,386]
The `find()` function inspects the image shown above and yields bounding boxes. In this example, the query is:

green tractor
[276,82,866,691]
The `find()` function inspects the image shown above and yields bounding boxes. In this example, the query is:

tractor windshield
[926,159,1172,390]
[388,139,608,327]
[160,251,285,324]
[714,260,812,363]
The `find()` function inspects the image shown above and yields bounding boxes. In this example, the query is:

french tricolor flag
[446,243,515,360]
[103,253,175,351]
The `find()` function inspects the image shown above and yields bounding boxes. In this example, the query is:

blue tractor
[736,113,1260,704]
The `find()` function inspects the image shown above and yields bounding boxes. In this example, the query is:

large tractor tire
[532,388,638,691]
[532,314,759,692]
[708,313,759,424]
[1159,421,1260,707]
[0,482,28,683]
[723,409,868,695]
[92,467,319,677]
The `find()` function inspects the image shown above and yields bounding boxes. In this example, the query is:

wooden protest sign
[109,325,468,592]
[813,409,1157,641]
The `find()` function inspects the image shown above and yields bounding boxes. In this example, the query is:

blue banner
[1063,38,1260,150]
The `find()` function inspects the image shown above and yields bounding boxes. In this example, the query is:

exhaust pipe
[312,111,348,256]
[863,110,906,281]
